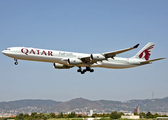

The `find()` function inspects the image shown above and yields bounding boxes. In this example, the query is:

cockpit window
[5,48,11,50]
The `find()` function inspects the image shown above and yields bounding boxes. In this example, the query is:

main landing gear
[14,58,18,65]
[77,67,94,74]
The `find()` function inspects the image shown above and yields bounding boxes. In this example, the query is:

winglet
[133,44,139,48]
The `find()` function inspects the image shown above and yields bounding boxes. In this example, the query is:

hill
[50,97,103,112]
[1,97,168,114]
[0,99,61,110]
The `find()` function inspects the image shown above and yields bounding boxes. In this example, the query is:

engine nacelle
[53,63,72,69]
[68,58,82,65]
[91,54,106,61]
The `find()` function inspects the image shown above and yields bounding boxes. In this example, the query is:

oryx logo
[139,45,154,60]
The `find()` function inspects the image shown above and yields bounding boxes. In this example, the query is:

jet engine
[68,58,82,65]
[53,63,72,69]
[91,54,106,61]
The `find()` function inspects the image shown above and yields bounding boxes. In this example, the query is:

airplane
[2,42,165,74]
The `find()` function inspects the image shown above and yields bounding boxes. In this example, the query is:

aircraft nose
[2,50,6,54]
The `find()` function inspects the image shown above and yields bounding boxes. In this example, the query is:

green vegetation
[110,111,124,119]
[1,111,168,120]
[139,111,168,119]
[13,112,86,120]
[91,111,124,119]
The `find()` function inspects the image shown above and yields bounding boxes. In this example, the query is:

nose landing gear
[14,58,18,65]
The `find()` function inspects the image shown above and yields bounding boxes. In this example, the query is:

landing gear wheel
[77,69,82,72]
[77,67,94,74]
[15,62,18,65]
[81,71,85,74]
[81,69,87,74]
[77,67,82,72]
[14,58,18,65]
[90,69,94,72]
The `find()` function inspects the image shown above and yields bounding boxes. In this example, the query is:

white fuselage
[2,47,144,69]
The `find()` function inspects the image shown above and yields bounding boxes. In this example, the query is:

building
[121,113,140,119]
[88,110,93,116]
[134,106,139,114]
[83,118,101,120]
[157,117,168,120]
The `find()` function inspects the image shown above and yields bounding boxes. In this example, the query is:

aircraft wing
[80,56,100,64]
[102,43,139,58]
[140,58,166,64]
[79,43,139,64]
[80,56,91,63]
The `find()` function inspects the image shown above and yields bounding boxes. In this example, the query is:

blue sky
[0,0,168,102]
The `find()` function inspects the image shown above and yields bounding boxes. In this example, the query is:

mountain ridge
[1,97,168,113]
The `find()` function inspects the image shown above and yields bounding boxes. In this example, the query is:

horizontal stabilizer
[140,58,166,64]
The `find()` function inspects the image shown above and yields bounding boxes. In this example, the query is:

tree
[92,113,98,118]
[38,113,44,118]
[68,112,76,118]
[102,113,106,117]
[41,113,50,120]
[134,112,139,115]
[63,114,68,118]
[162,114,168,117]
[106,113,111,117]
[110,111,121,119]
[78,114,82,118]
[146,111,153,118]
[23,113,30,119]
[15,113,24,120]
[31,112,38,119]
[153,113,160,118]
[139,112,146,118]
[57,112,64,118]
[71,112,76,118]
[50,113,56,118]
[118,112,124,116]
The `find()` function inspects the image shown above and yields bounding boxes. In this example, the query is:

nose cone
[2,50,5,54]
[2,50,8,55]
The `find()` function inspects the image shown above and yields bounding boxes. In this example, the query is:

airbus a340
[2,42,165,74]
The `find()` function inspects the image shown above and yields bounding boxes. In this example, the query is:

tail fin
[132,42,155,61]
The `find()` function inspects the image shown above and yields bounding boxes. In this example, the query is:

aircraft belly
[92,61,136,69]
[102,62,134,69]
